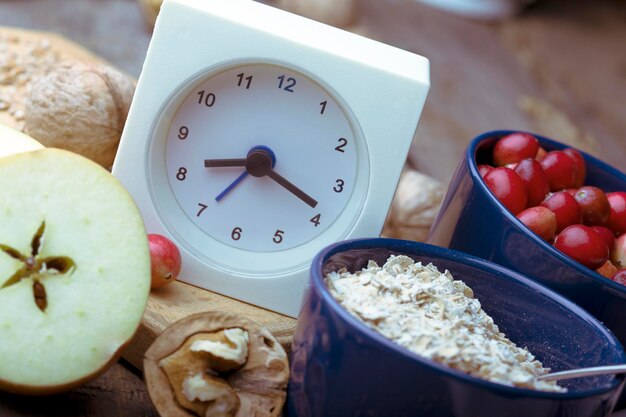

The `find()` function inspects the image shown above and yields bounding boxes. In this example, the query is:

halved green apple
[0,123,44,158]
[0,148,150,394]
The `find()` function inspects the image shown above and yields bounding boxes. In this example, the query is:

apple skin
[0,149,150,395]
[148,234,182,289]
[0,123,44,157]
[612,234,626,269]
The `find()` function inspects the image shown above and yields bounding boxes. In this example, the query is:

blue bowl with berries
[288,238,626,417]
[428,130,626,347]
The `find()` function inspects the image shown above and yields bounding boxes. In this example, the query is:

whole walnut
[383,169,445,242]
[24,61,135,169]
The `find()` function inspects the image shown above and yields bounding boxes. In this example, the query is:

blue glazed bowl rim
[311,237,626,399]
[467,130,626,296]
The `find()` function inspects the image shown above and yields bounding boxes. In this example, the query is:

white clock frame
[113,0,430,317]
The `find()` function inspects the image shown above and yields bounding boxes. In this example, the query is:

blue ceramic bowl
[288,238,626,417]
[428,131,626,346]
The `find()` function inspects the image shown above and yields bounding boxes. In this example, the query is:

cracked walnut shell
[144,312,289,417]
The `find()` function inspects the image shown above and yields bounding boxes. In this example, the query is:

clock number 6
[273,229,284,244]
[231,227,243,241]
[197,90,216,107]
[333,179,345,193]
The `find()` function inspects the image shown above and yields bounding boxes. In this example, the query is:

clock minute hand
[266,170,318,209]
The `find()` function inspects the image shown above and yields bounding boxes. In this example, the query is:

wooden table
[1,0,625,415]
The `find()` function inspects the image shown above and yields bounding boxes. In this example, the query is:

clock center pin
[246,145,276,178]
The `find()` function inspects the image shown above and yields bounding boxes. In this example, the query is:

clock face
[163,63,359,252]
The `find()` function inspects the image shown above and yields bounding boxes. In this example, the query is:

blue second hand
[215,170,249,202]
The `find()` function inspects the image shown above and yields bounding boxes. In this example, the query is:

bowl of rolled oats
[428,130,626,352]
[288,238,625,417]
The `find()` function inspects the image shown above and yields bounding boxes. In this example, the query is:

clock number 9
[277,75,296,92]
[197,90,216,107]
[273,229,284,244]
[178,126,189,140]
[333,179,345,193]
[176,167,187,181]
[231,227,243,241]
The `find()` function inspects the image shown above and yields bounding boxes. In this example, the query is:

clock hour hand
[204,158,246,168]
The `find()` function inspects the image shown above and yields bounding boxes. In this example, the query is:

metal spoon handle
[537,364,626,382]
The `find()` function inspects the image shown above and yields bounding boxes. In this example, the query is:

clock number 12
[277,75,296,92]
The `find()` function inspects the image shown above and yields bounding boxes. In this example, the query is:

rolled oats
[326,255,566,392]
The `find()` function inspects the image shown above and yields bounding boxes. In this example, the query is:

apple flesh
[0,149,150,394]
[148,234,182,289]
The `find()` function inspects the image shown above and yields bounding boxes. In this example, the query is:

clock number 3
[333,179,345,193]
[277,75,296,92]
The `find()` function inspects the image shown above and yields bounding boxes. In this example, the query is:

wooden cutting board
[123,280,297,370]
[0,26,298,370]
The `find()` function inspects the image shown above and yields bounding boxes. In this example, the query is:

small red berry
[554,224,609,270]
[562,148,586,188]
[517,206,557,241]
[541,192,583,233]
[540,151,578,191]
[591,226,616,252]
[606,192,626,236]
[478,164,494,178]
[148,233,182,289]
[514,159,550,207]
[484,167,528,215]
[493,133,540,167]
[574,186,610,226]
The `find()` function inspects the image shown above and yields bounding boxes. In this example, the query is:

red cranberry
[541,192,583,233]
[483,167,528,215]
[563,148,586,188]
[591,226,616,252]
[514,159,550,207]
[554,224,609,270]
[606,192,626,236]
[574,186,610,226]
[540,151,578,191]
[516,206,557,241]
[478,165,494,178]
[493,133,540,167]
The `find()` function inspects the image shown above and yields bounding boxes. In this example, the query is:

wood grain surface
[123,281,297,371]
[1,0,625,416]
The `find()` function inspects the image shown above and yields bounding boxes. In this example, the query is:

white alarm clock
[113,0,429,317]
